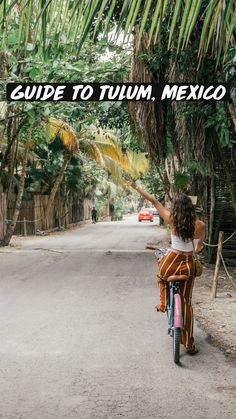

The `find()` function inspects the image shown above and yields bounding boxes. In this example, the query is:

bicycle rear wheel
[173,327,181,364]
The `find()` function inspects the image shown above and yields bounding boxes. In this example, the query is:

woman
[128,179,205,355]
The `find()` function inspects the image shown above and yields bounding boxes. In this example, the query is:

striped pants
[157,250,195,350]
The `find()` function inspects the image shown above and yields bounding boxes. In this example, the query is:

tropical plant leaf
[34,0,53,28]
[103,0,116,35]
[167,0,182,49]
[127,0,142,34]
[1,0,235,64]
[183,0,203,48]
[224,3,236,57]
[198,0,218,59]
[93,0,108,38]
[177,0,192,52]
[79,126,148,182]
[77,0,102,51]
[80,138,106,168]
[148,0,163,46]
[138,0,153,46]
[153,0,168,45]
[48,0,63,35]
[46,117,78,152]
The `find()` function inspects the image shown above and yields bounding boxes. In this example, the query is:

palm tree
[43,117,78,221]
[0,125,34,246]
[1,1,235,64]
[43,118,148,225]
[0,115,148,244]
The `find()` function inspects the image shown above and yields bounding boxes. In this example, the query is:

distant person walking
[91,206,97,224]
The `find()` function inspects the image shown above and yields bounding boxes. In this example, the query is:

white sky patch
[98,29,133,63]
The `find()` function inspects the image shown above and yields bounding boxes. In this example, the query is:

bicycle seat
[167,274,189,282]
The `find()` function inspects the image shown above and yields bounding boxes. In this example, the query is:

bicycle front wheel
[173,327,181,364]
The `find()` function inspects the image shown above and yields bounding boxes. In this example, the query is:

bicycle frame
[167,281,183,334]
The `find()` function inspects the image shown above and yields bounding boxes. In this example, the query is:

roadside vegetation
[0,1,235,263]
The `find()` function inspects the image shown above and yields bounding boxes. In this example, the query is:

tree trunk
[6,114,19,205]
[208,175,215,244]
[44,153,71,224]
[0,126,32,247]
[227,102,236,129]
[0,115,27,171]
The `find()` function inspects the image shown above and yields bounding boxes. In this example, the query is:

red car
[138,209,154,222]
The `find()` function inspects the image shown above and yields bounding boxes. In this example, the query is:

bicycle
[166,274,189,364]
[155,249,189,364]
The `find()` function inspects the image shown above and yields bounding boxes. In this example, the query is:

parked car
[138,209,154,222]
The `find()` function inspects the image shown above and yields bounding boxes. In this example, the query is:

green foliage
[174,172,189,190]
[25,135,104,198]
[141,163,166,200]
[204,103,234,147]
[1,1,235,220]
[110,195,129,220]
[79,160,104,198]
[2,0,235,65]
[0,34,141,207]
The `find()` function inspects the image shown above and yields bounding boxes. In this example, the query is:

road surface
[0,215,236,418]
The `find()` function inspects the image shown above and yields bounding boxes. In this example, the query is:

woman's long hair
[170,193,196,241]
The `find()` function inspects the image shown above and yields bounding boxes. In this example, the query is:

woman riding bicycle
[128,180,205,355]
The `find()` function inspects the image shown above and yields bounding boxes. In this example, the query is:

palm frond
[122,150,149,178]
[1,0,235,64]
[45,117,78,152]
[80,126,149,182]
[102,155,123,183]
[79,137,106,168]
[177,0,193,52]
[80,127,123,162]
[167,0,182,49]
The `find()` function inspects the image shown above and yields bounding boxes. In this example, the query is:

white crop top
[171,234,199,252]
